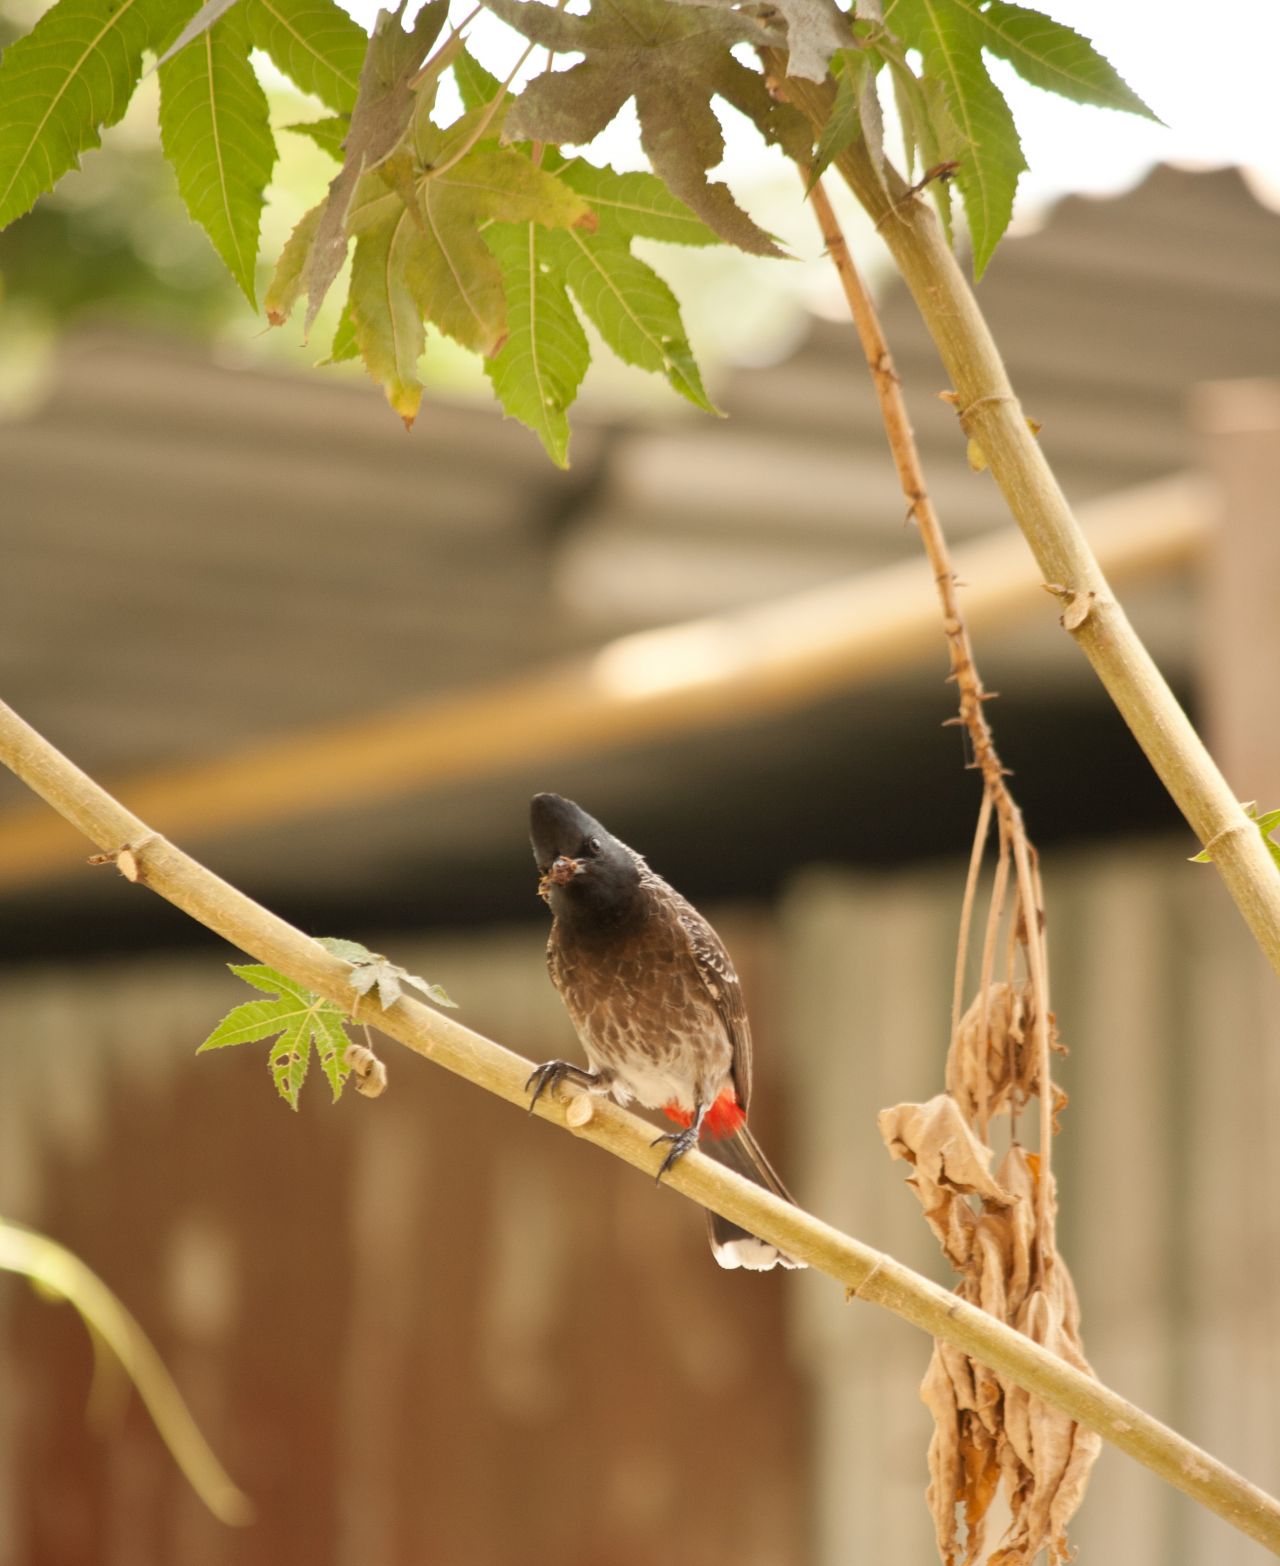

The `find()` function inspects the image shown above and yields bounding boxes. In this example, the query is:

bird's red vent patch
[663,1090,746,1140]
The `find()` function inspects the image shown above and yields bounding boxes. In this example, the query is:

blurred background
[1,2,1279,1562]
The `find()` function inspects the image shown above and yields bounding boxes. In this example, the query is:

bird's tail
[701,1124,806,1272]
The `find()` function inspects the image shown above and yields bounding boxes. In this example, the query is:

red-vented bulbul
[527,792,804,1271]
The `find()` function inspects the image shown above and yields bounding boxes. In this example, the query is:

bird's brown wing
[673,899,754,1113]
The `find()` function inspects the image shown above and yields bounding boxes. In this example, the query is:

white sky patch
[335,0,1280,214]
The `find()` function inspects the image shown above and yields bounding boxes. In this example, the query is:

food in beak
[538,855,584,900]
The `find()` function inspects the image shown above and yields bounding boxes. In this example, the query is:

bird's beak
[538,855,585,900]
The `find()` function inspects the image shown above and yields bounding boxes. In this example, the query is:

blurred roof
[2,164,1278,956]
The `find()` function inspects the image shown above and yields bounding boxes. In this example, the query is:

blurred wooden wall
[782,843,1280,1566]
[0,916,806,1566]
[3,845,1278,1564]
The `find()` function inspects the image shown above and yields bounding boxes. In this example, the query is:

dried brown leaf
[948,981,1066,1128]
[879,1094,1014,1267]
[894,1120,1097,1564]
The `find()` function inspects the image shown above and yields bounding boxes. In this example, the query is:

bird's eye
[586,835,602,855]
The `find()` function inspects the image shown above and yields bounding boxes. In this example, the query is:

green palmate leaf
[152,0,243,70]
[341,115,592,368]
[158,5,276,305]
[883,0,1026,277]
[265,198,322,322]
[484,220,589,467]
[197,963,353,1109]
[242,0,367,114]
[347,202,426,426]
[285,114,348,159]
[970,1,1160,120]
[451,46,501,113]
[0,0,186,231]
[482,0,808,256]
[557,160,720,247]
[551,226,716,413]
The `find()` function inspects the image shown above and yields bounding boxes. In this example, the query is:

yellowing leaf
[264,199,322,324]
[302,0,448,329]
[347,203,426,427]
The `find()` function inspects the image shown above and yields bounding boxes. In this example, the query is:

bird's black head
[530,793,643,928]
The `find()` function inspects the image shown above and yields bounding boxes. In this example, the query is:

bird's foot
[525,1060,598,1113]
[650,1125,701,1182]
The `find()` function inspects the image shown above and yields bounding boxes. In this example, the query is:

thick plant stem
[770,59,1280,980]
[1,695,1279,1552]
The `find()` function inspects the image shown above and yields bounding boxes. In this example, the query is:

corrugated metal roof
[0,164,1276,952]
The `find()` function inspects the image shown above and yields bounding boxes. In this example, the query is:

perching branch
[766,56,1280,983]
[1,695,1278,1552]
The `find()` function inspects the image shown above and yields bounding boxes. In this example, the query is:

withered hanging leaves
[946,980,1066,1130]
[880,1100,1100,1566]
[878,1093,1013,1269]
[481,0,810,255]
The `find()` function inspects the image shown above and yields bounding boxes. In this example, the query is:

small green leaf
[197,963,353,1109]
[0,0,183,231]
[318,936,458,1010]
[971,1,1160,121]
[158,6,276,305]
[1192,805,1280,870]
[316,936,376,962]
[284,114,348,159]
[551,226,717,413]
[242,0,368,114]
[484,219,589,467]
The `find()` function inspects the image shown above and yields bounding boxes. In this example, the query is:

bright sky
[340,0,1280,212]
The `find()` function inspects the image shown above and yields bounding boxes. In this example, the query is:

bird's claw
[526,1060,591,1113]
[650,1126,700,1182]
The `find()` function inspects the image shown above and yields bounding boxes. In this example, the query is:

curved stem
[0,1219,251,1524]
